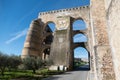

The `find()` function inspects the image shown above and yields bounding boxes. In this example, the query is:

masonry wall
[91,0,116,80]
[50,30,70,67]
[38,6,92,70]
[21,19,44,58]
[106,0,120,80]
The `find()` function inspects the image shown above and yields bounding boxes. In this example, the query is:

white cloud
[5,28,28,44]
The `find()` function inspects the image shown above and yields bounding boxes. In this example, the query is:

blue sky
[74,47,88,58]
[0,0,89,56]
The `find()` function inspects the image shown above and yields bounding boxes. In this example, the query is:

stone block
[59,65,64,71]
[49,66,58,71]
[64,66,67,71]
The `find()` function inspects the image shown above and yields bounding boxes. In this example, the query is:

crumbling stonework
[95,46,115,80]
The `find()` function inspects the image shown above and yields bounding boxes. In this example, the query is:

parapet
[39,5,89,16]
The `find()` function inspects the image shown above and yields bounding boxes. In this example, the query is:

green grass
[36,69,64,76]
[0,69,65,80]
[0,70,33,80]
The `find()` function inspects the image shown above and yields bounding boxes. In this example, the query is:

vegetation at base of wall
[0,51,64,80]
[0,70,33,80]
[0,52,21,76]
[0,69,65,80]
[22,57,43,74]
[38,69,65,75]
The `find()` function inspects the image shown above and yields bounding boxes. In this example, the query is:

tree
[22,57,43,73]
[0,52,21,75]
[0,52,9,75]
[7,55,21,71]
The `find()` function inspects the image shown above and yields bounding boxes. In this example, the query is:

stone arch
[72,30,86,36]
[42,33,52,41]
[72,18,87,31]
[72,42,88,50]
[73,33,88,43]
[43,35,53,44]
[73,17,83,21]
[42,22,55,60]
[73,46,90,70]
[22,6,92,71]
[74,47,89,58]
[44,21,56,33]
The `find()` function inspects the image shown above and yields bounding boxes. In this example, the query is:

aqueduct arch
[21,2,116,79]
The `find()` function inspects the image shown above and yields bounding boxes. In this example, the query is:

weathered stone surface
[95,46,115,80]
[49,66,59,71]
[91,0,109,45]
[21,19,44,58]
[50,30,69,66]
[59,65,64,71]
[91,0,116,80]
[106,0,120,80]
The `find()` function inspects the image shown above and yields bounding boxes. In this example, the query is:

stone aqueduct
[21,0,117,80]
[22,6,90,69]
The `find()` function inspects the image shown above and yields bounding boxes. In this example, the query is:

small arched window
[73,34,87,43]
[72,19,86,30]
[46,22,56,33]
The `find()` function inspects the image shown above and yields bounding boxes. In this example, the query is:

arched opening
[43,35,53,44]
[74,47,90,70]
[45,22,56,33]
[42,48,50,60]
[44,22,55,45]
[42,22,55,61]
[72,19,86,30]
[73,34,87,43]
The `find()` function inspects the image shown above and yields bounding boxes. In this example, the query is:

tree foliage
[22,57,43,73]
[0,52,8,75]
[7,55,21,71]
[0,52,21,75]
